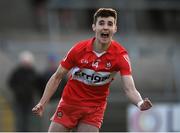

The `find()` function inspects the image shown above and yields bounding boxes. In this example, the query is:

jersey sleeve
[118,52,132,75]
[60,46,77,70]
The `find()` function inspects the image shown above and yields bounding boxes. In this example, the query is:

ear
[92,24,96,31]
[113,25,117,33]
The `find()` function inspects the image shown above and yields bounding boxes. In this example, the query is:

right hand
[32,103,44,117]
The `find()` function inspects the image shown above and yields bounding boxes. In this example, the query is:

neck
[93,40,110,53]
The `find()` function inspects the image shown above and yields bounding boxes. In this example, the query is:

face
[92,16,117,45]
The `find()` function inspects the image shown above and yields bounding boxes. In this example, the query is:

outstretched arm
[121,75,152,111]
[32,65,68,116]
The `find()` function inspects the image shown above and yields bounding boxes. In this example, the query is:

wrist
[38,101,45,107]
[137,100,144,108]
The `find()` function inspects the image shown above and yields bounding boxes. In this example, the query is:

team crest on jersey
[105,62,111,69]
[57,111,63,118]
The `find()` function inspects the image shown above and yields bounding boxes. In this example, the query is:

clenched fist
[32,103,44,117]
[138,98,152,111]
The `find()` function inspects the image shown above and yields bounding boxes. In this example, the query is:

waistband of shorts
[58,98,107,108]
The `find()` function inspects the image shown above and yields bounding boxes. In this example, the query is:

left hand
[139,98,152,111]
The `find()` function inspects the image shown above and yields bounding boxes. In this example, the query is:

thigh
[77,122,99,132]
[48,121,70,132]
[80,104,107,129]
[51,102,81,129]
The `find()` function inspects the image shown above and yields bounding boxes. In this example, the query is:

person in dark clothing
[8,51,39,132]
[37,54,67,131]
[39,54,67,101]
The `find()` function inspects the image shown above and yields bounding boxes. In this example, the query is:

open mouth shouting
[99,32,111,44]
[101,32,110,39]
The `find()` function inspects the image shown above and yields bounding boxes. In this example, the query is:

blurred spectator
[7,51,39,132]
[38,53,67,131]
[39,53,67,101]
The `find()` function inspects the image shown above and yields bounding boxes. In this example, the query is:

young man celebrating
[32,8,152,132]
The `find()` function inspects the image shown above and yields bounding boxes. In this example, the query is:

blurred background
[0,0,180,132]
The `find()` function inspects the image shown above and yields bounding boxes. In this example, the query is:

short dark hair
[93,8,117,24]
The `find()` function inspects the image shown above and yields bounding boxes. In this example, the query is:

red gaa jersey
[60,37,132,107]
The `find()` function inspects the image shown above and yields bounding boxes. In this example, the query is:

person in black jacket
[38,54,67,101]
[8,51,39,132]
